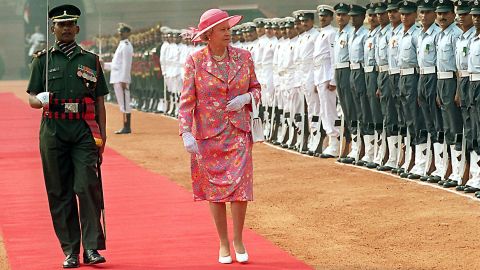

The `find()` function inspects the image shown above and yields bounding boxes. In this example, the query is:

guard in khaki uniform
[27,5,107,268]
[434,0,464,188]
[107,23,133,134]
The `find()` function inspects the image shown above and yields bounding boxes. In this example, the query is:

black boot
[115,113,131,134]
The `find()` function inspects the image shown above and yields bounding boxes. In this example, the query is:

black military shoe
[400,172,410,178]
[438,179,447,186]
[83,249,106,265]
[340,157,355,164]
[475,191,480,198]
[377,165,393,171]
[419,175,429,181]
[443,180,458,188]
[464,186,480,193]
[427,175,441,183]
[63,254,79,268]
[355,160,367,166]
[114,127,131,134]
[408,174,421,180]
[365,162,378,169]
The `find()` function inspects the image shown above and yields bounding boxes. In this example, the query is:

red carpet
[0,93,312,270]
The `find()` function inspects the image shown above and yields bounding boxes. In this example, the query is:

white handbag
[249,92,264,143]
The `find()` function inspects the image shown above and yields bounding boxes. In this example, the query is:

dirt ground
[3,80,480,270]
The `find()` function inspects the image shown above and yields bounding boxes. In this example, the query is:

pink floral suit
[178,45,261,202]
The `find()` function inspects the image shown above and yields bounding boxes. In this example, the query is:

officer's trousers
[301,80,320,131]
[470,81,480,154]
[335,67,355,138]
[438,78,463,147]
[459,77,473,151]
[40,120,106,255]
[418,74,443,143]
[391,74,406,133]
[350,68,373,135]
[378,72,398,136]
[399,73,427,145]
[365,70,383,130]
[113,83,132,113]
[315,82,339,136]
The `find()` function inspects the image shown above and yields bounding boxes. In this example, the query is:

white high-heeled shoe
[233,242,249,263]
[218,251,232,264]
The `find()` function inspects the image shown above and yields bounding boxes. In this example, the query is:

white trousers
[316,82,339,137]
[302,80,320,130]
[113,83,131,113]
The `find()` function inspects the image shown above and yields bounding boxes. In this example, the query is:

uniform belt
[437,71,454,79]
[335,62,350,69]
[400,68,415,76]
[459,70,469,78]
[364,66,376,73]
[470,73,480,81]
[43,98,85,120]
[378,65,389,73]
[389,68,400,75]
[419,66,436,75]
[49,102,84,113]
[350,63,362,70]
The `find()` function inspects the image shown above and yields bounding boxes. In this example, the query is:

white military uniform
[109,38,134,113]
[314,23,339,154]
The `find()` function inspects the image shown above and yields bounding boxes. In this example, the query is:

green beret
[334,3,351,14]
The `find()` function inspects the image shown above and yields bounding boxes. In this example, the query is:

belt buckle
[64,103,79,113]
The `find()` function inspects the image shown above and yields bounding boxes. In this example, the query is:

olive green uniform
[27,43,108,255]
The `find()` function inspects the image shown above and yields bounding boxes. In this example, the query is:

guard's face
[419,10,436,27]
[351,14,365,27]
[51,21,79,43]
[388,9,401,24]
[208,20,231,47]
[266,28,275,38]
[367,13,379,27]
[319,14,333,28]
[256,27,265,36]
[300,18,314,30]
[401,12,418,27]
[458,13,473,28]
[336,13,350,28]
[436,11,455,29]
[294,21,304,33]
[377,12,389,26]
[473,14,480,28]
[286,27,297,38]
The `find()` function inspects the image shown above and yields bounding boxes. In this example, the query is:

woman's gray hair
[200,29,213,42]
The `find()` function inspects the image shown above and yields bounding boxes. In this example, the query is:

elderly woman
[178,9,261,264]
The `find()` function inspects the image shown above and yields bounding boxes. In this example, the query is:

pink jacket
[178,45,261,139]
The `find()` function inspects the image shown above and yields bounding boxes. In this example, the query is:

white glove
[181,132,199,154]
[226,93,251,112]
[35,92,50,107]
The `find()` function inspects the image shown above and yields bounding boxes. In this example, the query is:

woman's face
[208,20,231,47]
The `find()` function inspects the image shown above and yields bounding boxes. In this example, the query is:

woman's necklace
[212,49,227,62]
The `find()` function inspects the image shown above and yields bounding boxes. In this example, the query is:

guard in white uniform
[314,5,340,158]
[108,23,134,134]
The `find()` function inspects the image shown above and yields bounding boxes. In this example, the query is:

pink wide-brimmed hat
[191,9,243,42]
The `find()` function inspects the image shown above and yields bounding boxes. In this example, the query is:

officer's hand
[454,92,461,107]
[182,132,199,154]
[376,89,381,98]
[35,92,50,107]
[436,96,442,107]
[121,82,128,90]
[226,93,251,112]
[327,84,336,91]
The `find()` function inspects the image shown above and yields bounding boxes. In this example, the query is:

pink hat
[191,9,243,42]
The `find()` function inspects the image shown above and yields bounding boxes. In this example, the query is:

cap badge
[475,0,479,5]
[439,0,443,3]
[425,0,428,3]
[340,3,344,6]
[404,1,408,5]
[458,0,462,4]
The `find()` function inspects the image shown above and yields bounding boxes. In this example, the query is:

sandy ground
[2,80,480,270]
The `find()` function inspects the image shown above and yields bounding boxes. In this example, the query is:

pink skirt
[191,123,253,202]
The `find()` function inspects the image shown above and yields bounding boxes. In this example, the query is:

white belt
[335,62,350,69]
[459,70,469,78]
[419,66,436,75]
[379,65,389,73]
[470,73,480,81]
[400,68,415,76]
[350,63,362,70]
[389,68,400,75]
[364,66,375,73]
[437,71,454,79]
